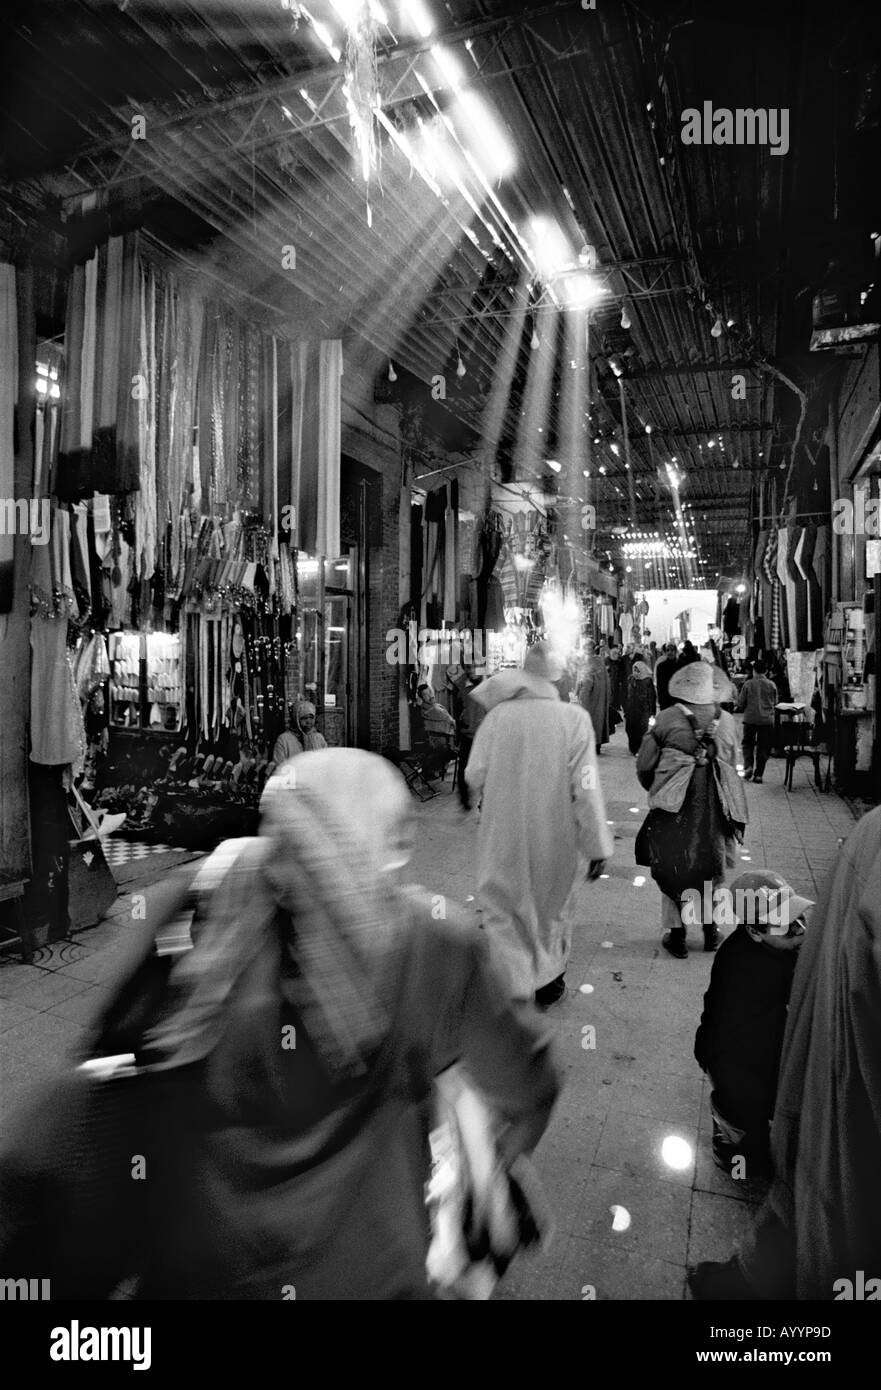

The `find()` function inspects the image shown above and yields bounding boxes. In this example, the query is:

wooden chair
[782,718,829,792]
[0,879,33,963]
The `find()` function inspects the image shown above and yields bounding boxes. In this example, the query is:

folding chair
[383,748,438,802]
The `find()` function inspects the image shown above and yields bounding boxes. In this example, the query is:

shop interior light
[456,350,466,377]
[387,360,397,381]
[546,459,561,472]
[620,304,632,330]
[710,315,723,338]
[531,327,541,350]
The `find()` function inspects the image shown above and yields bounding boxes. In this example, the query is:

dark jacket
[654,656,677,710]
[737,674,778,726]
[694,924,798,1127]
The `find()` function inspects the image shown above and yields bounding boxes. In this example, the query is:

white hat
[668,662,715,703]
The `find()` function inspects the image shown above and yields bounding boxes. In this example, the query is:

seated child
[694,869,813,1181]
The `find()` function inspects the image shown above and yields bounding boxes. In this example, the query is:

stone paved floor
[0,723,859,1299]
[404,720,857,1300]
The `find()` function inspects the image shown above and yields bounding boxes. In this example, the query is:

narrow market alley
[0,727,857,1300]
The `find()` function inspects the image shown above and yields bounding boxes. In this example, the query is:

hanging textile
[317,339,342,559]
[0,263,17,613]
[56,234,142,500]
[443,478,458,623]
[762,529,781,650]
[93,235,123,489]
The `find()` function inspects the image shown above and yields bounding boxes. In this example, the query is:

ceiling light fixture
[710,315,723,338]
[620,304,632,330]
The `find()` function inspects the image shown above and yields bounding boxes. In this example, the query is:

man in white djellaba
[465,642,614,1005]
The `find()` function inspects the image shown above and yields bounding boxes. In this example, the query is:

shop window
[108,631,182,732]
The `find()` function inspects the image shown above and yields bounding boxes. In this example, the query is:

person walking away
[624,658,657,755]
[0,750,561,1301]
[466,642,613,1005]
[676,640,701,669]
[737,661,778,783]
[635,662,746,958]
[577,640,610,754]
[689,807,881,1300]
[606,644,625,730]
[451,662,486,809]
[654,643,678,710]
[693,871,812,1179]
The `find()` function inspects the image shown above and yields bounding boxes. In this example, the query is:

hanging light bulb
[620,304,631,330]
[456,351,466,378]
[710,316,723,338]
[531,326,540,350]
[387,361,397,382]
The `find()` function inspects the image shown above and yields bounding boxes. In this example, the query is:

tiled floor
[0,722,860,1298]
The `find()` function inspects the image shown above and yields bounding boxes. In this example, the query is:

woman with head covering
[635,661,747,958]
[272,699,328,764]
[0,749,560,1300]
[624,655,657,755]
[576,640,611,754]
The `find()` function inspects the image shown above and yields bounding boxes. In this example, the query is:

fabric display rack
[21,229,341,861]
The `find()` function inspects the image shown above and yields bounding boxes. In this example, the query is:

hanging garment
[92,236,123,492]
[0,263,17,612]
[786,526,808,650]
[317,339,342,558]
[619,612,634,646]
[811,525,829,625]
[776,527,794,649]
[30,616,86,770]
[763,530,781,652]
[443,479,458,623]
[113,233,143,496]
[794,525,820,647]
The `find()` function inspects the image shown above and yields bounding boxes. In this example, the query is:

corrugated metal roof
[2,0,878,577]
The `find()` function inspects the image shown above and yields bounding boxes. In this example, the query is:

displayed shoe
[534,973,567,1006]
[662,929,688,960]
[703,926,721,952]
[687,1258,755,1301]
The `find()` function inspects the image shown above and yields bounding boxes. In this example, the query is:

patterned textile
[763,529,781,651]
